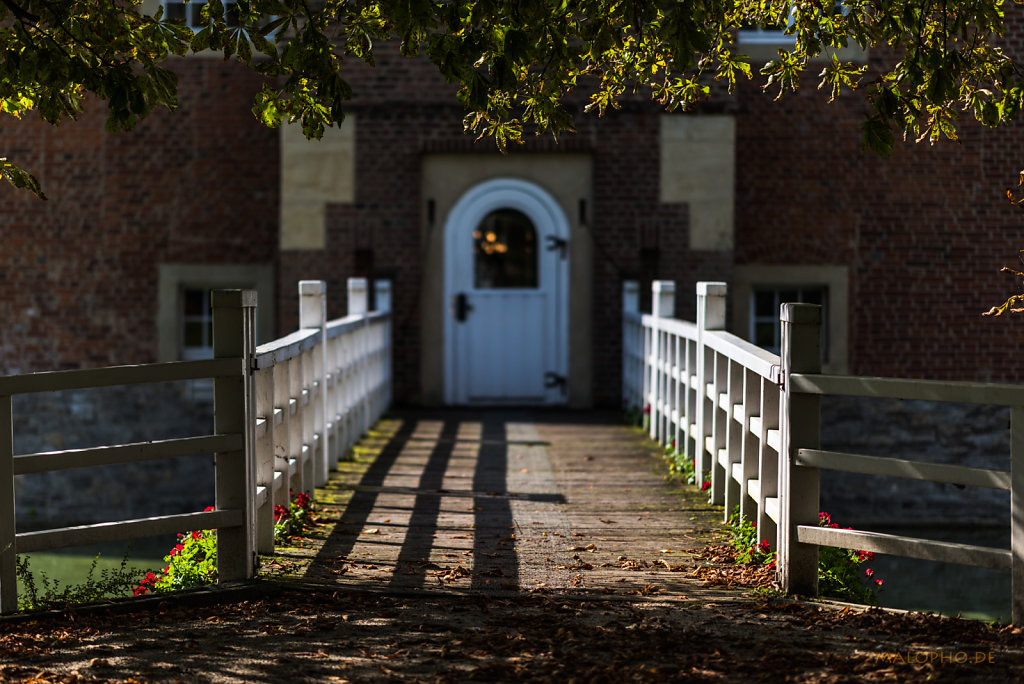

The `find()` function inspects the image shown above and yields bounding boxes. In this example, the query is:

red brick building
[3,30,1024,409]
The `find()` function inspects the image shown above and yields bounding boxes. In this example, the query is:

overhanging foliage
[3,0,1024,198]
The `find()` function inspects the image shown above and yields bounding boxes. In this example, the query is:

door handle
[453,292,473,322]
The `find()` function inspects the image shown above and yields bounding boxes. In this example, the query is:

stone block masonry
[12,384,215,530]
[820,396,1010,526]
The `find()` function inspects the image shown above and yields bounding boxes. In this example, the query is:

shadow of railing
[311,412,566,592]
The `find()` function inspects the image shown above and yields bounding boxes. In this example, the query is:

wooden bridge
[2,278,1024,625]
[266,408,725,598]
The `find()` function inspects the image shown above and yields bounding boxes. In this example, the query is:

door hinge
[545,236,568,259]
[545,372,568,396]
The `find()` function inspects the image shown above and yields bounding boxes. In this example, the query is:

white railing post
[328,332,347,462]
[272,357,291,511]
[738,369,760,523]
[348,278,369,437]
[1012,405,1024,624]
[212,289,258,582]
[374,278,393,415]
[0,394,15,613]
[650,281,675,443]
[695,282,727,493]
[254,362,275,554]
[287,351,305,496]
[779,302,822,596]
[300,280,330,486]
[757,376,781,549]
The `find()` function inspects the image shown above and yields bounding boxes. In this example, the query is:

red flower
[701,481,711,491]
[643,405,651,415]
[204,505,215,512]
[818,512,831,526]
[757,540,771,554]
[274,504,289,520]
[875,579,884,587]
[191,530,202,540]
[865,567,874,578]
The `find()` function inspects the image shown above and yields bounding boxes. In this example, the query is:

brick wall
[0,58,279,374]
[733,64,1024,383]
[9,40,1022,404]
[277,45,726,407]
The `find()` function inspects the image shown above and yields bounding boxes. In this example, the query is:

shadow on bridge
[300,408,722,597]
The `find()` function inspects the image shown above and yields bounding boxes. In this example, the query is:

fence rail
[624,280,1024,623]
[0,278,391,613]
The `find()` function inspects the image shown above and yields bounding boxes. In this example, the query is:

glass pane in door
[473,209,538,289]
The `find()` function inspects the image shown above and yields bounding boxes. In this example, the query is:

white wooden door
[444,179,569,405]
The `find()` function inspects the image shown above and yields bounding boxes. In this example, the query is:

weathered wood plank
[254,329,320,369]
[641,313,699,341]
[797,525,1011,570]
[790,373,1024,407]
[0,396,16,613]
[703,329,780,381]
[796,449,1010,490]
[16,510,244,553]
[14,434,243,475]
[0,358,243,395]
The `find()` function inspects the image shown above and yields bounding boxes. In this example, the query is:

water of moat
[864,526,1010,623]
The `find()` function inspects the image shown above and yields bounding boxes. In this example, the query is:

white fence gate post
[1012,406,1024,624]
[779,302,822,595]
[300,280,330,486]
[0,394,15,613]
[695,282,727,495]
[348,278,369,437]
[212,289,258,582]
[650,281,676,444]
[254,357,276,554]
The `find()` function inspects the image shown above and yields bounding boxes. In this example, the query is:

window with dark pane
[181,287,213,360]
[161,1,243,30]
[473,209,538,289]
[749,286,829,360]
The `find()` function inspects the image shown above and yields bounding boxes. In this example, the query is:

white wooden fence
[625,280,1024,623]
[0,277,391,613]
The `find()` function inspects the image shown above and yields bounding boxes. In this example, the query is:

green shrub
[17,551,149,611]
[726,509,883,604]
[134,492,316,597]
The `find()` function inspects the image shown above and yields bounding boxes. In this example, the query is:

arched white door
[444,178,569,405]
